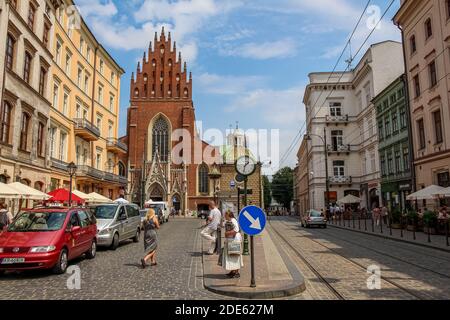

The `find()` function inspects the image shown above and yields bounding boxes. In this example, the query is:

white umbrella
[7,182,51,200]
[73,190,90,200]
[406,185,445,201]
[113,198,129,204]
[87,192,113,203]
[337,194,361,205]
[435,187,450,198]
[0,182,20,199]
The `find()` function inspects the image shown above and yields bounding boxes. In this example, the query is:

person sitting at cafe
[438,206,448,220]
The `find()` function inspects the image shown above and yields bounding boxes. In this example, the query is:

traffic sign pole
[250,235,256,288]
[242,178,249,256]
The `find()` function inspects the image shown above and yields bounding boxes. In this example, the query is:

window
[198,164,209,194]
[76,103,81,118]
[380,156,386,176]
[330,130,343,150]
[37,122,45,157]
[152,116,169,162]
[108,122,113,138]
[56,40,62,65]
[49,127,56,158]
[96,116,102,130]
[425,18,433,39]
[28,4,36,30]
[413,75,421,98]
[59,132,67,161]
[111,72,115,85]
[39,67,47,96]
[378,121,384,140]
[392,112,398,133]
[43,24,50,48]
[385,116,391,137]
[0,102,12,144]
[10,0,17,10]
[79,38,84,54]
[364,85,371,106]
[84,75,89,93]
[96,153,101,169]
[63,92,69,116]
[417,119,426,150]
[77,211,91,228]
[367,116,374,137]
[447,0,450,19]
[76,145,81,164]
[410,35,417,55]
[329,102,342,117]
[333,161,345,177]
[109,95,114,111]
[98,86,103,104]
[19,113,30,151]
[53,83,59,109]
[395,150,401,173]
[65,52,71,75]
[86,47,91,62]
[400,108,407,129]
[23,52,32,84]
[6,34,15,70]
[99,59,104,74]
[370,151,376,173]
[77,68,82,87]
[387,152,394,174]
[403,148,410,172]
[433,110,443,144]
[429,60,437,87]
[118,162,126,177]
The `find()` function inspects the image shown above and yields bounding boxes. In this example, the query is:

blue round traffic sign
[238,205,267,236]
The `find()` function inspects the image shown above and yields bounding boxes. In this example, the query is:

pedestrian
[0,203,13,230]
[200,201,222,255]
[381,205,389,225]
[222,210,243,278]
[140,208,160,269]
[330,204,335,220]
[373,206,381,226]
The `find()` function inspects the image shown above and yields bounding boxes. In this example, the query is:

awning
[87,192,113,203]
[435,187,450,198]
[0,182,21,199]
[406,185,445,201]
[337,194,361,204]
[72,190,90,200]
[7,182,52,200]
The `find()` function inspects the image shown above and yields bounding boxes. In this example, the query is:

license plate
[1,258,25,264]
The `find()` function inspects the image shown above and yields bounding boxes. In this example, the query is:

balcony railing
[328,176,352,184]
[327,144,351,153]
[326,114,349,124]
[76,165,128,185]
[106,138,128,154]
[73,118,100,141]
[51,158,69,171]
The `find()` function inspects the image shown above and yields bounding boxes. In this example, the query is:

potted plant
[406,210,419,231]
[390,208,402,229]
[422,211,438,235]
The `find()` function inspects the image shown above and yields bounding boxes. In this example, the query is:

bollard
[352,214,355,229]
[380,217,383,234]
[371,215,375,232]
[364,214,367,231]
[413,216,416,241]
[427,221,431,243]
[400,215,403,238]
[446,219,449,247]
[358,214,361,230]
[389,213,392,236]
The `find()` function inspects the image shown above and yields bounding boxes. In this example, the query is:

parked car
[0,208,97,275]
[91,203,141,250]
[147,202,170,223]
[301,209,327,228]
[198,210,210,220]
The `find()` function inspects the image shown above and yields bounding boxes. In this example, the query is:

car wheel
[133,228,140,243]
[85,240,97,259]
[111,233,119,251]
[52,248,68,274]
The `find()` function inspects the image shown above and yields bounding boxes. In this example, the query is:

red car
[0,208,97,274]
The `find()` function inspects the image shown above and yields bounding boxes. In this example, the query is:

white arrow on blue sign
[238,205,267,236]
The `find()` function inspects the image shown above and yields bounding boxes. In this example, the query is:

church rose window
[152,116,169,162]
[198,164,209,194]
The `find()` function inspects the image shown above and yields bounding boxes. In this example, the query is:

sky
[75,0,401,173]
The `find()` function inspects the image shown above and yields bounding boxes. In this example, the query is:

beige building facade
[395,0,450,191]
[294,138,309,215]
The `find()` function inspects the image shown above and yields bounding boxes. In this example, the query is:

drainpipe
[91,46,98,192]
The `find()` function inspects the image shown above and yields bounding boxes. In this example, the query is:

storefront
[381,181,412,212]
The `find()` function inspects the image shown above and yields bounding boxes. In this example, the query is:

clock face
[235,156,256,176]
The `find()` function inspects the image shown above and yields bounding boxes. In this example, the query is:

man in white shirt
[201,201,222,255]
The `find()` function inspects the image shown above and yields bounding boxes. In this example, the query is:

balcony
[51,158,69,171]
[76,165,104,180]
[327,144,351,154]
[73,119,100,141]
[328,176,352,185]
[326,114,349,125]
[106,138,128,154]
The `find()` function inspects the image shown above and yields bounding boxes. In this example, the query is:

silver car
[301,209,327,228]
[91,203,142,250]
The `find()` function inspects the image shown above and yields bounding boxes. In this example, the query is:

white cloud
[220,38,298,60]
[196,73,266,95]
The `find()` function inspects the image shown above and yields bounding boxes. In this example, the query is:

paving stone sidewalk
[202,229,306,299]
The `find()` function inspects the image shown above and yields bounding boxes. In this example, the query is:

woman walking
[141,208,160,269]
[222,211,243,278]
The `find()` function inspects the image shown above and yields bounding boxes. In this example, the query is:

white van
[145,201,170,223]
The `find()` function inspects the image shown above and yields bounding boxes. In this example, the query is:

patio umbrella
[87,192,113,203]
[113,197,129,204]
[406,185,445,201]
[8,182,51,200]
[0,182,20,199]
[337,194,361,204]
[72,190,90,200]
[436,187,450,198]
[47,188,85,204]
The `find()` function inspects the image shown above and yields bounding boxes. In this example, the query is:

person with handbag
[140,208,160,269]
[222,210,243,278]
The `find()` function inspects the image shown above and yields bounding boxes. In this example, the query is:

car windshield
[8,211,67,232]
[93,205,118,219]
[310,210,322,217]
[140,210,147,218]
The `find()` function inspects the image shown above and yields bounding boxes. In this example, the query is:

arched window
[152,116,169,162]
[34,181,44,191]
[118,162,126,177]
[19,112,30,151]
[198,164,209,194]
[134,88,139,97]
[425,18,433,39]
[0,175,7,184]
[1,102,12,144]
[184,88,189,97]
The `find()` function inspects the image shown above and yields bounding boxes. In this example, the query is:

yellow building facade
[49,0,126,199]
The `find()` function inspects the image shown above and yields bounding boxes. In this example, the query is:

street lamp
[305,128,330,213]
[67,162,77,207]
[208,164,222,254]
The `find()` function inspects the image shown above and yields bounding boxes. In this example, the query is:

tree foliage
[271,167,293,209]
[262,175,271,209]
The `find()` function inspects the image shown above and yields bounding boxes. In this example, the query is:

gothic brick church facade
[123,28,218,212]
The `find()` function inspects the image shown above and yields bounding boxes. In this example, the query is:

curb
[328,223,450,253]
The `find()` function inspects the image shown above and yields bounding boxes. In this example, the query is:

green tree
[262,175,271,209]
[271,167,293,209]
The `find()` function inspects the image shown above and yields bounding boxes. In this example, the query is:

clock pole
[242,177,249,256]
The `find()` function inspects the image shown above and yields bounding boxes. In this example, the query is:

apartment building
[302,41,404,210]
[293,138,309,215]
[48,0,126,199]
[0,0,58,191]
[394,0,450,191]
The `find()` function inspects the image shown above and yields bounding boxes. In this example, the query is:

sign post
[239,205,267,288]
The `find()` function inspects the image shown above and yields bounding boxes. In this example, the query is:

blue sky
[76,0,401,171]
